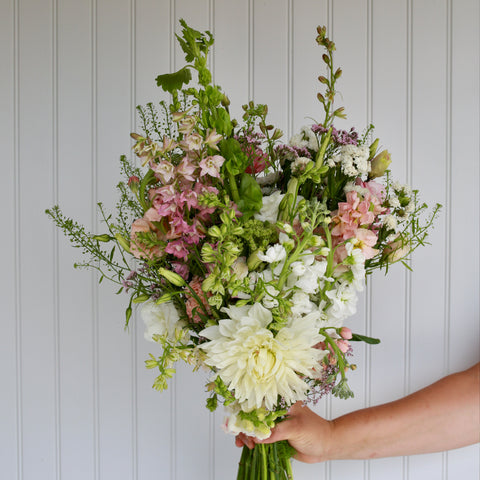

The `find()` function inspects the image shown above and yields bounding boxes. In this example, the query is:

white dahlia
[200,303,325,411]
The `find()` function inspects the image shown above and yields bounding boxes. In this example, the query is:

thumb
[255,402,306,445]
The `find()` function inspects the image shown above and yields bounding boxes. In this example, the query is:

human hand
[235,402,334,463]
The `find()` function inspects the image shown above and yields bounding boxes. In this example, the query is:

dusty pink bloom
[178,189,198,210]
[199,155,225,178]
[127,175,140,193]
[159,136,177,154]
[143,207,163,223]
[356,178,387,203]
[130,218,163,260]
[178,115,197,134]
[176,157,197,182]
[180,132,203,151]
[150,184,176,203]
[154,200,177,218]
[153,159,175,184]
[204,129,223,150]
[165,239,189,259]
[172,262,190,280]
[353,228,379,260]
[185,275,211,323]
[340,327,353,340]
[336,339,350,354]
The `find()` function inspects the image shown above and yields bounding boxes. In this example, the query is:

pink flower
[179,189,199,209]
[199,155,225,178]
[150,184,176,203]
[356,178,387,203]
[185,276,211,323]
[176,157,197,182]
[178,115,197,134]
[340,327,353,340]
[180,133,203,151]
[172,262,190,280]
[336,339,350,354]
[165,239,189,259]
[245,148,269,174]
[130,218,163,260]
[353,228,379,260]
[159,136,177,154]
[153,159,175,184]
[204,129,223,150]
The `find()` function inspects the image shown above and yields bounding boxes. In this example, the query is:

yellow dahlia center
[249,345,277,382]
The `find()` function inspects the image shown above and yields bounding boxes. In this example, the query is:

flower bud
[340,327,353,340]
[128,175,140,194]
[93,234,112,242]
[382,235,410,263]
[115,233,131,253]
[158,267,186,287]
[247,249,263,270]
[369,150,391,179]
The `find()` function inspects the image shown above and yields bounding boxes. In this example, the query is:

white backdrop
[1,0,479,479]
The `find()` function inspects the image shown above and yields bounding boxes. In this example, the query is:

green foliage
[237,173,263,219]
[155,66,192,94]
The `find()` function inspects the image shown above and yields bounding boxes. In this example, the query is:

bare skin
[236,363,480,463]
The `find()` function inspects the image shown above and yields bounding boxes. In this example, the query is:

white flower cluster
[328,145,370,177]
[289,126,319,152]
[390,181,415,219]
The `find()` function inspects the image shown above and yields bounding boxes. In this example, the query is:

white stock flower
[262,284,280,309]
[200,303,324,410]
[290,291,315,316]
[289,126,319,151]
[141,301,186,343]
[325,282,358,323]
[222,403,272,440]
[254,191,284,223]
[288,256,328,295]
[257,244,287,264]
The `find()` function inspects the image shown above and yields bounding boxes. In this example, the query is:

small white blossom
[254,191,284,223]
[257,244,287,264]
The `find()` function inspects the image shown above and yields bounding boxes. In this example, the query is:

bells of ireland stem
[369,149,391,180]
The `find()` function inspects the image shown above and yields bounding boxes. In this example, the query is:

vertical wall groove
[51,0,61,478]
[442,1,453,476]
[130,1,138,479]
[287,0,294,139]
[208,4,216,477]
[403,1,414,479]
[169,6,177,479]
[248,0,254,101]
[13,0,23,477]
[90,1,100,479]
[364,1,373,479]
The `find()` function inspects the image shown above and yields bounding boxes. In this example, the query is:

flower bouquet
[47,20,440,480]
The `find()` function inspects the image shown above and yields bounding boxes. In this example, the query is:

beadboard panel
[1,1,478,479]
[0,1,19,479]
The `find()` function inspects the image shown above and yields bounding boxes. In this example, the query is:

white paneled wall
[1,0,478,479]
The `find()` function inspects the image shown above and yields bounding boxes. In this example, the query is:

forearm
[325,363,480,460]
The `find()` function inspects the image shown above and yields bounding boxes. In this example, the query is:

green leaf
[176,18,214,62]
[155,66,192,93]
[350,333,381,344]
[237,174,263,218]
[219,138,248,176]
